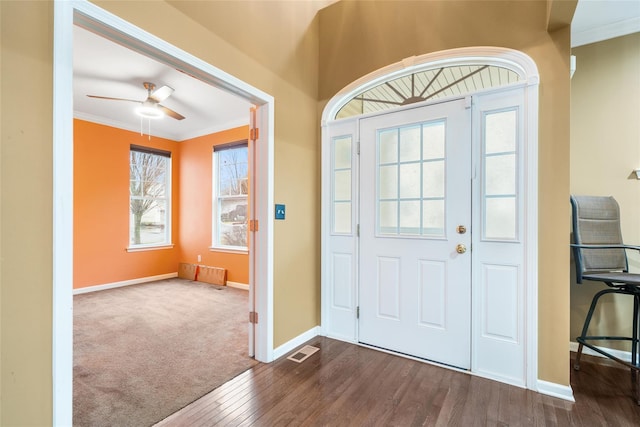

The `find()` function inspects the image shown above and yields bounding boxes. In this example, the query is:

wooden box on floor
[178,263,197,280]
[198,266,227,286]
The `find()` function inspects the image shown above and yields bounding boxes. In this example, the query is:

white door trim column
[53,1,275,424]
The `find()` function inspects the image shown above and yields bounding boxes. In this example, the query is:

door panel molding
[358,99,472,370]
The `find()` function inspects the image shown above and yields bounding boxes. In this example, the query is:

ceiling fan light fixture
[136,100,164,119]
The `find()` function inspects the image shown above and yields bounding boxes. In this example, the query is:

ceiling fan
[87,82,185,120]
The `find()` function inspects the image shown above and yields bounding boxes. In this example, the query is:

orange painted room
[73,119,250,290]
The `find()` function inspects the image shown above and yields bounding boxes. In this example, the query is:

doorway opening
[321,47,540,390]
[53,2,275,425]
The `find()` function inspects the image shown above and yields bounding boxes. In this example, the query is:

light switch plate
[275,204,285,220]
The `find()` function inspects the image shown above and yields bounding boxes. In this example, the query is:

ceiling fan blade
[149,85,174,103]
[87,95,140,104]
[158,104,185,120]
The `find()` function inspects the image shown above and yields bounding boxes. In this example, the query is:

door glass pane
[334,202,351,234]
[485,197,516,239]
[334,170,351,200]
[379,129,398,164]
[485,154,515,195]
[335,65,522,119]
[400,126,421,162]
[379,201,398,234]
[485,110,516,154]
[399,163,420,199]
[334,136,352,169]
[423,200,445,236]
[377,119,447,238]
[379,165,398,199]
[423,161,444,198]
[423,121,445,159]
[483,109,518,240]
[332,135,352,234]
[399,201,420,235]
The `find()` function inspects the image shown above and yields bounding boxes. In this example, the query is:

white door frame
[53,1,275,424]
[321,47,539,389]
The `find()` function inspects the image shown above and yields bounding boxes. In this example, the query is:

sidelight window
[332,135,353,234]
[482,109,518,240]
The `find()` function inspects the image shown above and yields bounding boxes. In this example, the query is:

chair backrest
[571,195,628,283]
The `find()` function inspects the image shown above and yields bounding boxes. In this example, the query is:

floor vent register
[287,345,320,363]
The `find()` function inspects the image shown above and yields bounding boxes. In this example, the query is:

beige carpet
[73,278,258,427]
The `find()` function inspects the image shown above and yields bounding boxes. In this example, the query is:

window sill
[209,246,248,255]
[126,244,175,253]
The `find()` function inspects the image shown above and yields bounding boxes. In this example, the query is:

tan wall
[570,33,640,350]
[317,0,573,386]
[1,1,54,424]
[1,0,327,423]
[166,0,333,100]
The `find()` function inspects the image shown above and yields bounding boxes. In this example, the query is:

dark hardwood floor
[155,337,640,426]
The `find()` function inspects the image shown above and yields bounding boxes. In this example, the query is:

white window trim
[209,246,249,255]
[129,148,172,248]
[212,144,249,251]
[126,244,175,252]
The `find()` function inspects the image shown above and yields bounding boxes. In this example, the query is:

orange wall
[74,119,181,288]
[179,126,250,284]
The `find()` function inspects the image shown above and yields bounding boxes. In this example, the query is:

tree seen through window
[129,147,171,246]
[214,144,248,248]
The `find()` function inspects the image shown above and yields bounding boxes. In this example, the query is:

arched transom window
[336,65,522,119]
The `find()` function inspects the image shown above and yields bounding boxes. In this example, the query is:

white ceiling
[73,25,251,142]
[572,0,640,47]
[73,1,639,141]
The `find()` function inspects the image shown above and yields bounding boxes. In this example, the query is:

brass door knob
[456,244,467,254]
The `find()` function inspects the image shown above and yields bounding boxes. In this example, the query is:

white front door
[359,98,472,369]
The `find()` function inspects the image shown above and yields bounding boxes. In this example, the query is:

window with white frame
[482,108,518,240]
[129,145,171,248]
[213,142,249,250]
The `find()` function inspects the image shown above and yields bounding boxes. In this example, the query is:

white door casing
[321,48,540,390]
[54,2,276,424]
[359,98,472,369]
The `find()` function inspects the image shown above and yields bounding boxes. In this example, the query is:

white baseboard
[226,281,249,291]
[569,341,632,363]
[73,272,178,295]
[536,379,575,402]
[273,326,320,360]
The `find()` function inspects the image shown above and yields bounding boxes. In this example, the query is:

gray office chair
[571,195,640,404]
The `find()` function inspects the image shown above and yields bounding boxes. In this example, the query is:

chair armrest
[570,244,640,253]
